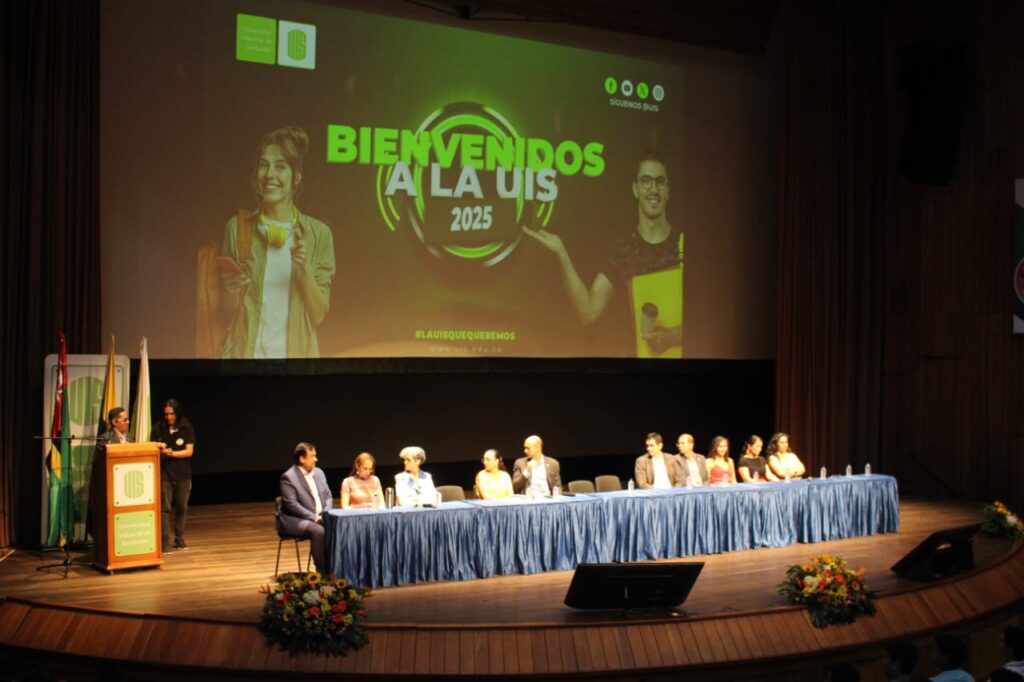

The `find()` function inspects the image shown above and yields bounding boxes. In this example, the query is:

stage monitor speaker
[890,522,982,581]
[898,42,968,186]
[564,561,703,610]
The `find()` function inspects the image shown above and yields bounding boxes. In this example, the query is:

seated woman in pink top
[340,452,384,508]
[706,436,737,485]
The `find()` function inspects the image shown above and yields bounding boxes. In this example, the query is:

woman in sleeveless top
[475,448,513,500]
[766,432,807,480]
[340,452,384,508]
[737,435,778,483]
[706,436,737,485]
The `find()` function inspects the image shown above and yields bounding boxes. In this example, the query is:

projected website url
[415,329,517,341]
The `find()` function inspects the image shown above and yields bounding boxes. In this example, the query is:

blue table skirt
[323,474,899,588]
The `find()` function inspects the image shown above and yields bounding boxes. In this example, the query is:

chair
[567,479,596,494]
[437,485,466,502]
[274,496,312,577]
[595,475,623,492]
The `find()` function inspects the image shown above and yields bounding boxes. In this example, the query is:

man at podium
[87,407,132,538]
[99,407,132,446]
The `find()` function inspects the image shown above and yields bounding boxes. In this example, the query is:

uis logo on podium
[123,469,145,499]
[113,462,155,507]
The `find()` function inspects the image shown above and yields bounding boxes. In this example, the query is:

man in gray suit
[674,433,709,487]
[512,435,562,496]
[635,432,684,489]
[278,442,333,572]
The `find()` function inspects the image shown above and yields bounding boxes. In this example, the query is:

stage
[1,498,1022,680]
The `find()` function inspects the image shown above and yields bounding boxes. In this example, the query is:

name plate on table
[112,462,156,507]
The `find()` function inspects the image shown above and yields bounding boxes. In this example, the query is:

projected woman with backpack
[213,126,336,359]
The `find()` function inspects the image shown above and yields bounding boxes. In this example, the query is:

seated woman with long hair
[737,435,778,483]
[766,432,806,479]
[705,436,737,485]
[340,451,384,508]
[475,448,513,500]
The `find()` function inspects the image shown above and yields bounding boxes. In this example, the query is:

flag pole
[36,334,92,577]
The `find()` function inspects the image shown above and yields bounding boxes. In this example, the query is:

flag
[131,337,151,443]
[45,333,72,547]
[97,335,117,435]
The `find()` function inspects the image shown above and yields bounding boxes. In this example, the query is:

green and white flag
[131,337,152,443]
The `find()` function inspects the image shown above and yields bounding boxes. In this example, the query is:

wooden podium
[92,442,163,572]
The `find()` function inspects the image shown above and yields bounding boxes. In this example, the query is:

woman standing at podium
[152,399,195,553]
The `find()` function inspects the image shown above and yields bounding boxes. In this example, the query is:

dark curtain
[0,0,101,547]
[771,1,887,475]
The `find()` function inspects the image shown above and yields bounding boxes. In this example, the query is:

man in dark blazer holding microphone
[512,434,562,496]
[278,442,333,572]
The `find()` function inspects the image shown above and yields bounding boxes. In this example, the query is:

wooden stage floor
[0,497,1002,626]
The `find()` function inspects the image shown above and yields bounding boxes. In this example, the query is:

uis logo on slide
[327,103,606,267]
[236,14,316,70]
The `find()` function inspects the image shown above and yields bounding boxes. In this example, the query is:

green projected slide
[101,0,686,359]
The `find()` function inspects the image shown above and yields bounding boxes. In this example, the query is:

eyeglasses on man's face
[637,175,668,190]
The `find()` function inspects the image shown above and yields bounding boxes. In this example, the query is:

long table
[323,474,899,588]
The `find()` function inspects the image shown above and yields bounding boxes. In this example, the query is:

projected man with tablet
[523,150,682,358]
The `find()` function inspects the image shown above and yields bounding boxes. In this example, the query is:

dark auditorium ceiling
[321,0,779,54]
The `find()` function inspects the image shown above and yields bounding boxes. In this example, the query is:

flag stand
[35,433,100,578]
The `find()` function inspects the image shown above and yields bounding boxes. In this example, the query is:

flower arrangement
[778,555,876,628]
[982,500,1024,540]
[259,572,370,656]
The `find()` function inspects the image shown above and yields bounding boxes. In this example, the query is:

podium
[93,442,163,572]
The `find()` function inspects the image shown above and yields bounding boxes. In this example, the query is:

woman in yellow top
[766,432,807,479]
[475,449,514,500]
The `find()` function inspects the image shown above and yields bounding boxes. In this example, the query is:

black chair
[274,496,312,577]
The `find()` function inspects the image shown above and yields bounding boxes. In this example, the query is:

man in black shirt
[523,150,682,356]
[152,399,194,553]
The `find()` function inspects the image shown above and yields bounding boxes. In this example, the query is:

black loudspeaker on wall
[898,42,969,186]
